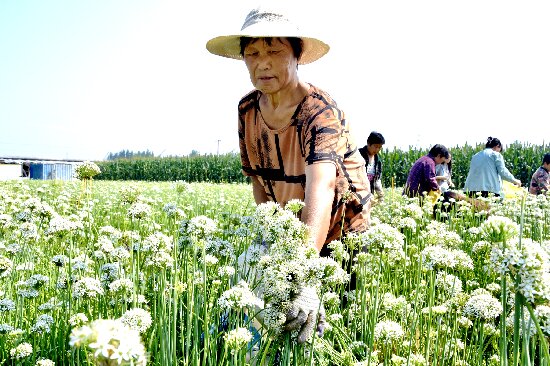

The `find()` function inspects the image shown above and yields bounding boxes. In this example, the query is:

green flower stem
[424,271,436,363]
[500,237,509,366]
[524,296,550,363]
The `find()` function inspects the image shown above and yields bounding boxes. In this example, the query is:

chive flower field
[0,176,549,365]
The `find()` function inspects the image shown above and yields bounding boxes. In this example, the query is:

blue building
[0,157,83,181]
[29,162,76,180]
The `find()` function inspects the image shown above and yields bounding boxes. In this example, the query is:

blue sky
[1,1,549,161]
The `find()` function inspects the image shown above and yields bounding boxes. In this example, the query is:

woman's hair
[367,131,385,145]
[543,152,550,165]
[429,144,450,159]
[485,136,503,150]
[240,37,303,60]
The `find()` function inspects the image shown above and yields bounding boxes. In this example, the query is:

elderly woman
[207,9,372,254]
[206,6,372,343]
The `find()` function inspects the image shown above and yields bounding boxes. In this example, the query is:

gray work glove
[284,286,326,344]
[236,242,267,329]
[236,241,268,284]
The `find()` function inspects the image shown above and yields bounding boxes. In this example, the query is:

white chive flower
[462,293,501,320]
[436,272,463,297]
[127,202,152,220]
[69,318,147,366]
[119,308,152,333]
[420,221,464,249]
[224,327,253,354]
[10,342,33,359]
[31,314,54,334]
[218,281,263,310]
[74,161,101,180]
[373,320,405,343]
[184,215,218,240]
[480,216,519,242]
[69,313,89,327]
[72,277,104,299]
[35,359,55,366]
[489,238,550,304]
[0,298,16,312]
[421,246,457,270]
[534,305,550,337]
[45,215,83,236]
[51,254,69,267]
[0,256,13,275]
[360,223,405,254]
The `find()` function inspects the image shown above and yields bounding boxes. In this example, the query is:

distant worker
[359,131,385,204]
[464,137,521,197]
[529,152,550,195]
[435,152,454,193]
[403,144,450,200]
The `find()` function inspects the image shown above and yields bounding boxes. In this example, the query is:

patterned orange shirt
[238,84,372,247]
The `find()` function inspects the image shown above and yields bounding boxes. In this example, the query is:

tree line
[106,149,155,161]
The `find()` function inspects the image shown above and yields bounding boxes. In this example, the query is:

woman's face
[243,38,299,94]
[435,155,447,165]
[367,143,383,156]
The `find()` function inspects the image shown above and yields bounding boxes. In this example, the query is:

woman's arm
[374,178,384,201]
[494,153,521,186]
[301,162,337,253]
[434,164,449,182]
[251,176,269,204]
[425,161,441,192]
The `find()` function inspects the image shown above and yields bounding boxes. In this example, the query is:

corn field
[94,142,549,188]
[96,154,246,183]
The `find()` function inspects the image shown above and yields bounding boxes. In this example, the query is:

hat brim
[206,34,330,65]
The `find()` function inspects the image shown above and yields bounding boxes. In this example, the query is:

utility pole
[217,140,221,155]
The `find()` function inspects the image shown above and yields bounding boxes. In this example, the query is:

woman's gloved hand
[284,286,326,344]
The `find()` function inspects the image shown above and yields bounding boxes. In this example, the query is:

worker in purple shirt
[403,144,450,199]
[529,152,550,195]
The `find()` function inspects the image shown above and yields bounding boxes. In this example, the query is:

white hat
[206,6,330,65]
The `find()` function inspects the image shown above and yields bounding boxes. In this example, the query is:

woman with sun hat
[206,5,373,344]
[206,5,372,257]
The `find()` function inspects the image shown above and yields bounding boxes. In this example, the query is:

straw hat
[206,6,330,65]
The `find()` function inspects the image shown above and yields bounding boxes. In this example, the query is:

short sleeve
[237,92,258,177]
[298,93,347,166]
